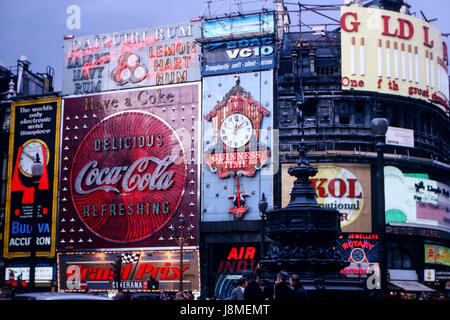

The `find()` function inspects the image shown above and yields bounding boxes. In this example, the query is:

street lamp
[370,116,388,296]
[169,214,194,291]
[259,193,268,258]
[29,153,44,291]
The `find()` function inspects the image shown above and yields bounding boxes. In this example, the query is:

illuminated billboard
[282,163,372,232]
[211,243,260,300]
[202,71,274,221]
[5,266,54,285]
[62,22,201,95]
[58,250,200,292]
[385,166,450,233]
[58,83,200,250]
[340,6,449,112]
[425,244,450,267]
[3,98,61,258]
[336,233,379,278]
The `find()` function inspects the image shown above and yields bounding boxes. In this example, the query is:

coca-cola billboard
[59,83,200,249]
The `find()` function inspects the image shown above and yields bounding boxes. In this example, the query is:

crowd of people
[228,269,308,301]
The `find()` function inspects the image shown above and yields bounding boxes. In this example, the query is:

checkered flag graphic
[120,253,140,264]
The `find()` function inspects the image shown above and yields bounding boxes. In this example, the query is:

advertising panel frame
[3,98,61,258]
[57,249,201,292]
[384,166,450,233]
[202,35,276,76]
[62,21,201,96]
[202,70,274,222]
[282,163,372,232]
[202,12,275,40]
[340,6,449,112]
[424,244,450,267]
[58,82,201,251]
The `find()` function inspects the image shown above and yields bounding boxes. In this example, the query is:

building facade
[275,1,449,298]
[0,0,449,299]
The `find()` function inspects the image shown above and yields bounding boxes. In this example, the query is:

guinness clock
[220,113,253,148]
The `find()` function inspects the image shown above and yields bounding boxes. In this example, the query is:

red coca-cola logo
[70,111,186,242]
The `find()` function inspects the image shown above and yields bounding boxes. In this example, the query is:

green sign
[425,244,450,267]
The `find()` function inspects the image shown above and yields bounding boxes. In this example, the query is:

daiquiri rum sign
[59,83,200,249]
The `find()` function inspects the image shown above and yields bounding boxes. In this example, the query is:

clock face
[18,139,49,177]
[350,248,366,263]
[220,113,253,148]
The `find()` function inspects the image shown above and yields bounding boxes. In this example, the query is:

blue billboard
[202,36,275,75]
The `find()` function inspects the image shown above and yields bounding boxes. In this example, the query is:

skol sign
[282,163,372,232]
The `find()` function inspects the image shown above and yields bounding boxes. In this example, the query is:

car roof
[14,292,112,300]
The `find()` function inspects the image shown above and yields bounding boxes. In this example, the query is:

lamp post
[169,214,194,291]
[29,153,44,291]
[259,193,268,259]
[370,117,388,296]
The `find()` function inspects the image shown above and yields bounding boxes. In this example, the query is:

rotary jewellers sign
[59,84,200,249]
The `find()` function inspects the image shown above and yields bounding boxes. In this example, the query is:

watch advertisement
[58,83,200,250]
[202,71,273,221]
[3,98,61,258]
[336,233,380,278]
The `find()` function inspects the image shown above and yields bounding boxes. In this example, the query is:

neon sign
[336,233,379,278]
[63,23,201,95]
[213,245,260,273]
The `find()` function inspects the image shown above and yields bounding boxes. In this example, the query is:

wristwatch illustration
[18,139,49,177]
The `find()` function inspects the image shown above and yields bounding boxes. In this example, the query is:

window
[354,102,365,125]
[387,247,413,269]
[338,102,351,125]
[303,99,317,117]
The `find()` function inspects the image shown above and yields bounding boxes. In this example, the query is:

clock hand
[233,122,245,135]
[22,151,36,161]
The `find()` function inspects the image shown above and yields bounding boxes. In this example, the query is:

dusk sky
[0,0,449,92]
